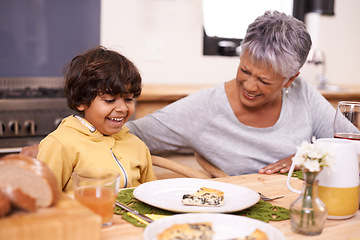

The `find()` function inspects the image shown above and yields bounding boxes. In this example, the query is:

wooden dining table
[101,173,360,240]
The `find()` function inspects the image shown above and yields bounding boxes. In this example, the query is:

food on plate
[156,222,268,240]
[157,222,213,240]
[247,228,268,240]
[182,187,224,207]
[235,229,269,240]
[0,154,59,216]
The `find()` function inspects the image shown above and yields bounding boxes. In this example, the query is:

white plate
[143,213,285,240]
[133,178,260,213]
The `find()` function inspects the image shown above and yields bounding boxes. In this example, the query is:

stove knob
[0,122,4,135]
[9,120,20,135]
[25,120,37,135]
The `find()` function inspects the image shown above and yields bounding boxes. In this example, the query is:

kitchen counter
[319,85,360,108]
[135,84,360,118]
[135,84,213,119]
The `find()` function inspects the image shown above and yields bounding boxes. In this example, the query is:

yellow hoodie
[38,115,156,193]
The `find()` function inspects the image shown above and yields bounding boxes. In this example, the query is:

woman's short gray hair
[240,10,312,78]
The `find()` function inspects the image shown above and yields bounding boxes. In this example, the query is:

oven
[0,77,76,157]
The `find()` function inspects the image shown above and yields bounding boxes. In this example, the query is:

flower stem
[300,171,317,227]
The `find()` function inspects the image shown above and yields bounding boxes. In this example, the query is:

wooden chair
[194,152,230,178]
[151,153,229,179]
[151,155,210,179]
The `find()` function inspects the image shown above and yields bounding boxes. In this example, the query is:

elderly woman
[21,11,336,176]
[126,10,335,175]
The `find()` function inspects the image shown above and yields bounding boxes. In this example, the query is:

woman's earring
[285,88,289,94]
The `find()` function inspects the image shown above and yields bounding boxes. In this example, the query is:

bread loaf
[0,190,10,217]
[0,154,59,208]
[1,185,36,212]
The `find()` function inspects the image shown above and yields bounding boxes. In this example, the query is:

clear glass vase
[289,169,327,235]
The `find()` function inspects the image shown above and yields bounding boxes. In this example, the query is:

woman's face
[77,93,135,136]
[235,51,294,110]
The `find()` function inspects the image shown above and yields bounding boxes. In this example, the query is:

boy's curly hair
[64,46,142,112]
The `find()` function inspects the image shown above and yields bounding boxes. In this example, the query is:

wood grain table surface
[101,173,360,240]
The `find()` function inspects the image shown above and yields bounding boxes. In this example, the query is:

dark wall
[293,0,335,22]
[0,0,100,77]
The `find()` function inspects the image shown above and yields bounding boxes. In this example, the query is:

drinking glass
[334,101,360,140]
[73,168,120,227]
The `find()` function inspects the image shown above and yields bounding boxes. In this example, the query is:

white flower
[292,137,335,172]
[304,159,321,172]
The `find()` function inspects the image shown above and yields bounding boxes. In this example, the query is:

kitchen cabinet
[135,84,360,119]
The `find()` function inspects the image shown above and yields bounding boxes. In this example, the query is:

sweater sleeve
[126,86,217,155]
[301,78,336,138]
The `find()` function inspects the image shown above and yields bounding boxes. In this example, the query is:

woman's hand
[258,155,297,174]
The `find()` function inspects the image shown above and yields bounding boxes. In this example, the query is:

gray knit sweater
[126,78,335,175]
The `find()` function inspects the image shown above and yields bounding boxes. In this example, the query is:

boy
[37,46,156,193]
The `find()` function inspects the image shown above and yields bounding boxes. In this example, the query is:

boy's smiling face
[77,93,135,136]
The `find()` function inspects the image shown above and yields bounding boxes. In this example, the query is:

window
[202,0,293,56]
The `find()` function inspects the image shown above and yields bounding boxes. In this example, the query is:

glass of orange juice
[73,168,120,227]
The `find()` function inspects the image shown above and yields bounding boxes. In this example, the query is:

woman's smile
[243,88,261,100]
